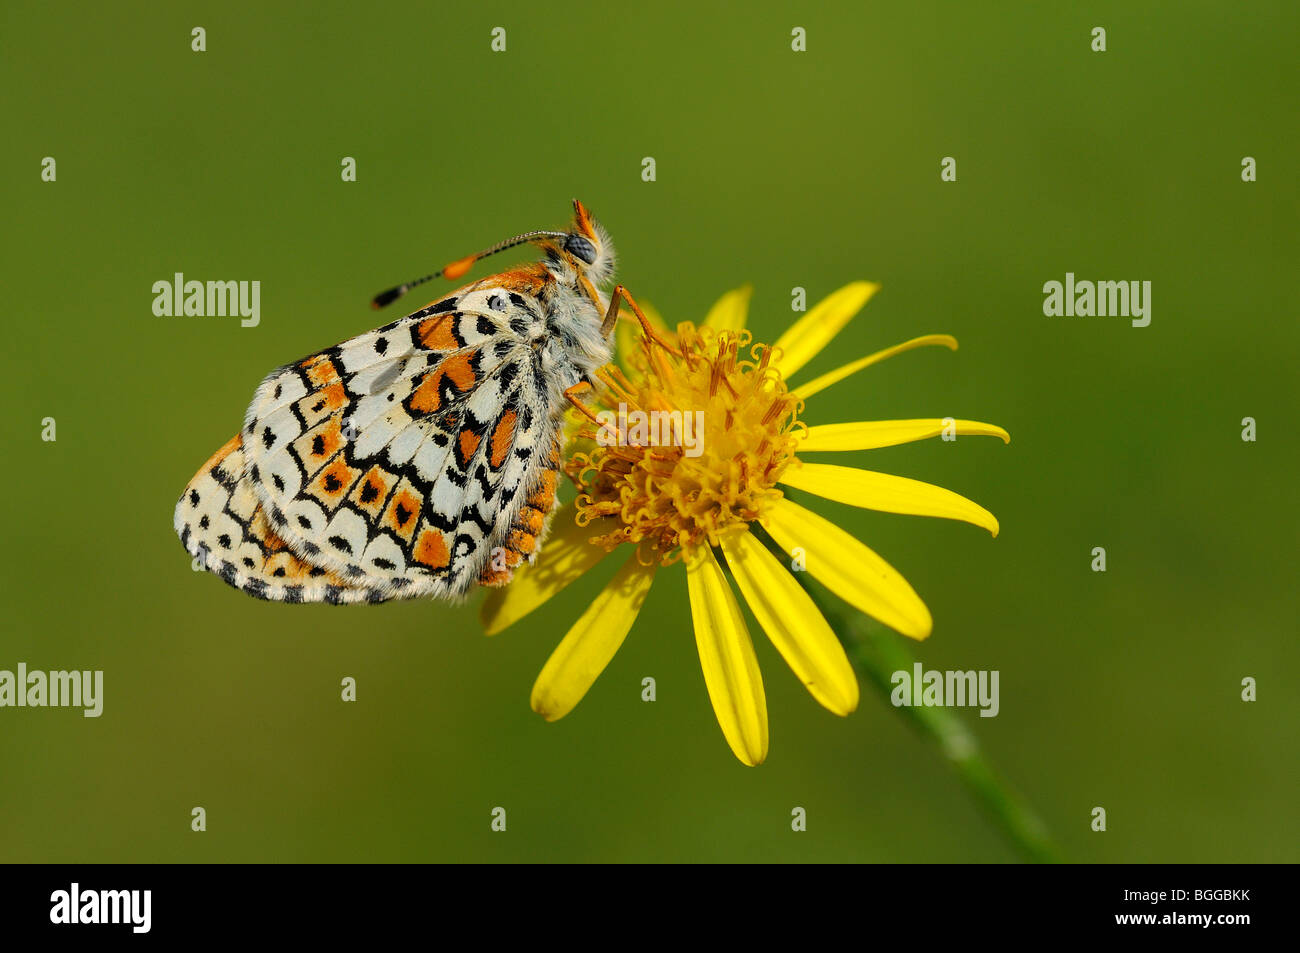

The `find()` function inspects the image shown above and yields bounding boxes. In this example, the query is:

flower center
[566,323,804,564]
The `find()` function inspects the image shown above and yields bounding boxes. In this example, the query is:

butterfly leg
[600,285,682,356]
[563,381,622,443]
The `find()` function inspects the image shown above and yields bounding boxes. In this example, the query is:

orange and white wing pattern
[174,435,382,603]
[175,274,567,603]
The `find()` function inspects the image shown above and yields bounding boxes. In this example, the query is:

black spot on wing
[210,465,237,493]
[459,506,492,534]
[507,292,537,318]
[472,464,494,497]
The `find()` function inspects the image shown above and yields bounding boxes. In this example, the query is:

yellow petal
[771,282,880,380]
[686,546,769,766]
[801,419,1010,452]
[763,497,932,640]
[792,335,958,401]
[615,298,670,367]
[720,530,858,716]
[479,503,615,635]
[780,463,999,536]
[702,284,752,332]
[530,554,656,721]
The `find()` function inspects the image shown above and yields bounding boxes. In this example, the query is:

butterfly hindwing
[477,440,563,587]
[174,435,391,603]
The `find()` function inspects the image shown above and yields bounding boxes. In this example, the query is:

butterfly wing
[476,455,562,587]
[174,435,384,603]
[235,277,563,601]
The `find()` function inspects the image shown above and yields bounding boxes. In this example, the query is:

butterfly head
[562,199,616,286]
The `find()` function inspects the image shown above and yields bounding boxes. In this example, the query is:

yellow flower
[481,282,1009,766]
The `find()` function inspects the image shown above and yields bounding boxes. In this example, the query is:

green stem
[834,603,1059,863]
[759,531,1059,862]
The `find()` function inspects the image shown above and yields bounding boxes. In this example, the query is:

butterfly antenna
[370,229,569,309]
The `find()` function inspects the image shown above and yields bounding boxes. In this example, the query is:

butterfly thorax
[468,257,614,407]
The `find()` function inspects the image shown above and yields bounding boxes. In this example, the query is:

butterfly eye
[564,233,598,265]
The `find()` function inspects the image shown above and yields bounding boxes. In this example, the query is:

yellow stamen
[567,323,802,564]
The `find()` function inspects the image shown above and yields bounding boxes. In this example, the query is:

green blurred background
[2,0,1295,862]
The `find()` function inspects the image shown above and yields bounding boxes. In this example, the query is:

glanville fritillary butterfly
[174,200,668,604]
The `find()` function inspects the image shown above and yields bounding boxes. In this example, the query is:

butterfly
[173,199,668,604]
